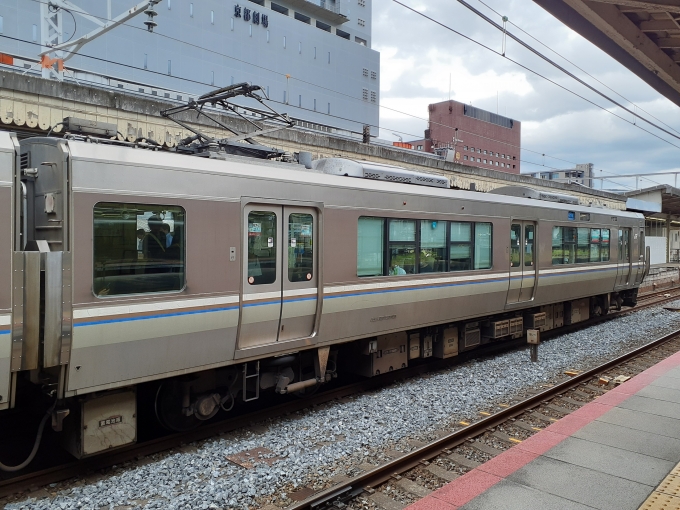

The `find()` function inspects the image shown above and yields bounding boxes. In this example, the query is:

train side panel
[0,132,16,410]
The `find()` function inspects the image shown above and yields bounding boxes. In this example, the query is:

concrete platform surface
[406,351,680,510]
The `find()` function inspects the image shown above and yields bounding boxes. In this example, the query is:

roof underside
[533,0,680,107]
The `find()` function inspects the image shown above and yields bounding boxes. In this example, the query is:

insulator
[144,8,158,17]
[144,19,158,32]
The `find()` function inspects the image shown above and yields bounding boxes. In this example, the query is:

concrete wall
[647,236,667,265]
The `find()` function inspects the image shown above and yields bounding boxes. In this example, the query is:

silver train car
[0,130,648,464]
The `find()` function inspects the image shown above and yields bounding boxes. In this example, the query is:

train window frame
[552,225,611,265]
[357,216,385,277]
[92,202,186,298]
[357,216,494,277]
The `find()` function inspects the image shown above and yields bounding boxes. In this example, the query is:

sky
[371,0,680,192]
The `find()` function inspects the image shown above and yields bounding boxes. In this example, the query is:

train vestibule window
[248,211,278,285]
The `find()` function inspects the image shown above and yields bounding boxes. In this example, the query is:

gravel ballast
[7,302,680,510]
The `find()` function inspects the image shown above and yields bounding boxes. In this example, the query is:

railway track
[288,319,680,509]
[2,285,680,505]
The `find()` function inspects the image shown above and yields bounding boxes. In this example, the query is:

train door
[507,221,537,304]
[279,207,318,341]
[240,205,283,348]
[634,228,645,285]
[239,204,319,348]
[616,228,631,287]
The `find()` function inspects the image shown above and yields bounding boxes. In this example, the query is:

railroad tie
[513,420,543,432]
[559,397,586,407]
[470,441,504,456]
[396,478,432,498]
[530,411,559,423]
[369,491,407,510]
[426,464,459,482]
[447,452,481,469]
[545,404,571,416]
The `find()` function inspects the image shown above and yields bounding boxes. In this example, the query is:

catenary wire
[0,33,662,189]
[472,0,680,138]
[24,0,680,159]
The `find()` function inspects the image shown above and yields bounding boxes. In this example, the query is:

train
[0,119,648,468]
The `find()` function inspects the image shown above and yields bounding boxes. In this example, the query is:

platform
[406,350,680,510]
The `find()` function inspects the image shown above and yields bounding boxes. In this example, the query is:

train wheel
[154,380,200,432]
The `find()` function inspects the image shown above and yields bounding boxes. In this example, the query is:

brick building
[410,100,521,174]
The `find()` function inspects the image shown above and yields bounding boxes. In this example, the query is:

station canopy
[626,185,680,218]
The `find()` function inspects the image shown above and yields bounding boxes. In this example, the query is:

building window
[0,16,3,33]
[266,30,270,42]
[470,147,474,152]
[483,159,487,164]
[336,29,350,40]
[294,12,311,24]
[477,158,481,162]
[93,203,186,297]
[32,24,37,42]
[355,36,367,45]
[167,0,171,9]
[316,20,331,32]
[167,60,171,75]
[328,51,331,64]
[464,155,468,160]
[210,10,214,23]
[463,146,468,150]
[483,150,487,155]
[283,36,286,48]
[249,24,252,36]
[328,102,331,114]
[358,18,365,27]
[314,47,317,59]
[513,165,516,168]
[271,2,289,15]
[417,145,423,150]
[299,94,302,107]
[231,17,234,30]
[190,3,193,17]
[314,98,317,111]
[363,68,369,77]
[500,163,504,168]
[299,42,302,53]
[211,71,215,86]
[513,156,516,160]
[283,91,287,103]
[143,53,148,69]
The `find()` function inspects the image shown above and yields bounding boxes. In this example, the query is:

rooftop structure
[0,0,379,136]
[528,163,595,188]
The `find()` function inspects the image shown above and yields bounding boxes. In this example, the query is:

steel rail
[289,326,680,509]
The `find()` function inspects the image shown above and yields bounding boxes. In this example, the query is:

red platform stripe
[432,469,503,507]
[477,448,539,478]
[407,495,459,510]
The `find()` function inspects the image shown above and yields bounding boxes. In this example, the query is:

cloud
[373,0,680,184]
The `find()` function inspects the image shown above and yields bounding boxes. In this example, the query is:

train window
[450,222,472,271]
[288,213,313,282]
[474,223,492,269]
[420,220,446,273]
[93,203,185,297]
[388,219,416,275]
[601,229,610,261]
[524,225,534,266]
[510,224,521,268]
[248,211,277,285]
[590,229,601,262]
[357,217,384,276]
[576,227,590,263]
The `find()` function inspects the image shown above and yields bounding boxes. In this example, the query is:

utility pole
[39,0,161,80]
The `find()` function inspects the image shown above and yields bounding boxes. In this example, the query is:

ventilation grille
[463,327,481,348]
[20,152,29,170]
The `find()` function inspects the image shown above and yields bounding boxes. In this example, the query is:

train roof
[24,136,644,221]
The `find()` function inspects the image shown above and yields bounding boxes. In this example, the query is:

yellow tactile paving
[639,463,680,509]
[639,491,680,510]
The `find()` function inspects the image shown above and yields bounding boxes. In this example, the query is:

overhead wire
[4,3,670,189]
[472,0,680,138]
[0,31,661,189]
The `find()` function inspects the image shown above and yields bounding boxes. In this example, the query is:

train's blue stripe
[74,305,239,328]
[73,265,628,328]
[0,329,10,335]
